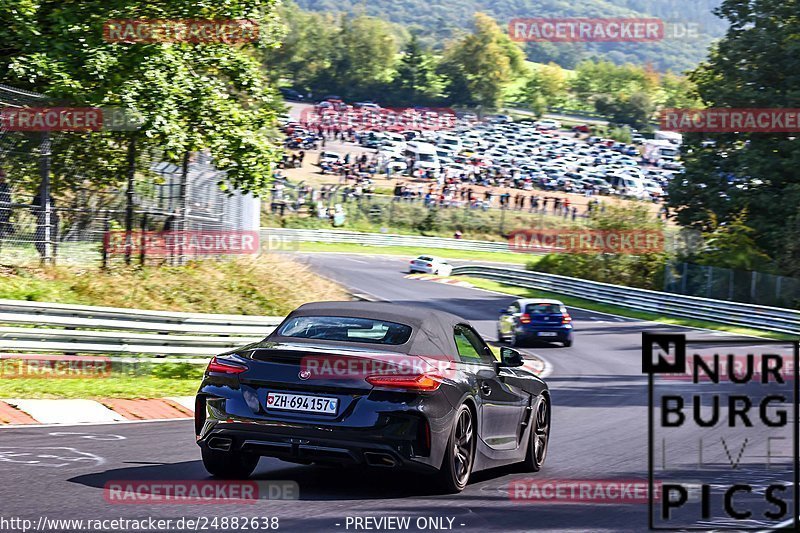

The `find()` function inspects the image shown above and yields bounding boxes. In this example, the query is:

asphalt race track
[0,253,792,532]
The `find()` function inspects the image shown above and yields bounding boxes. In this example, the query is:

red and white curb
[522,356,549,377]
[0,397,194,427]
[404,273,474,288]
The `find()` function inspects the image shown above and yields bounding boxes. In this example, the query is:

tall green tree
[517,62,568,116]
[669,0,800,275]
[438,13,526,108]
[0,0,283,195]
[390,34,439,104]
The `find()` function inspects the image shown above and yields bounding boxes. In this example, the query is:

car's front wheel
[201,447,259,479]
[435,404,475,493]
[521,396,550,472]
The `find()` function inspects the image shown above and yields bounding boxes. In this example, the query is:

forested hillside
[295,0,724,72]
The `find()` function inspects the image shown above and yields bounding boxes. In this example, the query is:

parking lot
[281,101,681,214]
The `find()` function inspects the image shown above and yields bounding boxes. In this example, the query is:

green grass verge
[0,376,201,399]
[296,241,540,265]
[461,276,792,340]
[0,256,348,314]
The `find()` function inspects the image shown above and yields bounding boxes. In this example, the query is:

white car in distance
[408,255,453,276]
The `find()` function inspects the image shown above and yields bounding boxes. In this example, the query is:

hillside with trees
[295,0,724,72]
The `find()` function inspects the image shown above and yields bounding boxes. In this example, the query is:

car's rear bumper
[198,424,438,472]
[517,326,573,342]
[195,389,454,472]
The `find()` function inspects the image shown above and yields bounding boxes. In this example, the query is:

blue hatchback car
[497,299,573,347]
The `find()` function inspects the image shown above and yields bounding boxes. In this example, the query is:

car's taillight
[366,373,442,391]
[426,263,432,267]
[562,314,572,324]
[207,356,247,375]
[519,313,531,324]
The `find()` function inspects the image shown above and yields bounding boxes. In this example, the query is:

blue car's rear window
[525,303,564,314]
[277,316,413,345]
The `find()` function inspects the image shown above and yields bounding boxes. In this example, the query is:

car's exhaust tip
[363,452,397,468]
[207,436,233,452]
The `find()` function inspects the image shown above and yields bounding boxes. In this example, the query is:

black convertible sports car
[195,301,550,492]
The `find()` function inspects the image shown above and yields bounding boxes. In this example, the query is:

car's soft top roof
[266,301,469,357]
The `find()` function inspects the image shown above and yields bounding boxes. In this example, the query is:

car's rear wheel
[435,404,475,493]
[510,330,525,348]
[521,396,550,472]
[497,327,507,343]
[201,447,259,479]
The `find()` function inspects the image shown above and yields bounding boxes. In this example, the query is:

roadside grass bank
[0,376,201,399]
[0,255,348,315]
[263,197,594,243]
[461,276,791,340]
[295,241,540,265]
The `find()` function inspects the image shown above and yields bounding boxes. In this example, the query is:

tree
[594,91,655,129]
[0,0,283,196]
[694,210,772,271]
[390,34,439,104]
[517,63,568,116]
[438,13,526,108]
[669,0,800,275]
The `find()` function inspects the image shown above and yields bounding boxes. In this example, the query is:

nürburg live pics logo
[642,332,799,530]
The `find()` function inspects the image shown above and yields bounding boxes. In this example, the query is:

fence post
[750,271,758,303]
[139,212,147,266]
[38,132,52,265]
[680,262,688,294]
[101,212,110,270]
[706,266,713,298]
[124,137,137,265]
[776,276,782,306]
[728,269,734,301]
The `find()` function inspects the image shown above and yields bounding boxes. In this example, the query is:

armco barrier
[261,227,510,252]
[452,265,800,335]
[0,300,281,356]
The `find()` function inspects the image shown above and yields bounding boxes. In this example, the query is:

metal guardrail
[0,301,281,356]
[452,265,800,336]
[262,227,510,252]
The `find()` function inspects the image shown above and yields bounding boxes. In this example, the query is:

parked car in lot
[318,151,341,165]
[279,87,305,101]
[535,119,562,130]
[408,255,453,276]
[196,301,551,492]
[497,299,573,347]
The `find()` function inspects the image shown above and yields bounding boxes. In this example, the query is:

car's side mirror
[498,347,524,368]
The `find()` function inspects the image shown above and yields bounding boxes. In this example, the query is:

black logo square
[642,333,686,374]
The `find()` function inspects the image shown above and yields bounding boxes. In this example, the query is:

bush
[150,362,205,380]
[528,252,666,290]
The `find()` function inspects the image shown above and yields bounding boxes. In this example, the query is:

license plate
[537,332,558,337]
[266,392,338,414]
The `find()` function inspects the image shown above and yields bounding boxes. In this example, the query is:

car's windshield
[277,316,413,345]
